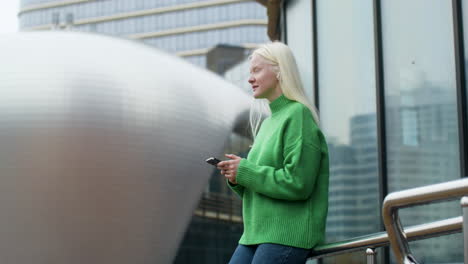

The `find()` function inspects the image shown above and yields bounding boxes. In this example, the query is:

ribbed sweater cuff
[237,159,257,188]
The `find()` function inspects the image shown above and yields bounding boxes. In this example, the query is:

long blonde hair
[249,41,320,139]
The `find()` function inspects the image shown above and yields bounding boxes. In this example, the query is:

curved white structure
[0,32,251,264]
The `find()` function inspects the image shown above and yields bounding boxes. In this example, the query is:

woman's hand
[217,154,241,184]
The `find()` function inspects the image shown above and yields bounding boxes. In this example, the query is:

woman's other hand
[217,154,241,184]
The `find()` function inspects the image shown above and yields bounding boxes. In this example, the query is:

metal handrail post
[366,248,377,264]
[382,178,468,264]
[462,196,468,264]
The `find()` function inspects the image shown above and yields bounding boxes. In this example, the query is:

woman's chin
[252,92,262,99]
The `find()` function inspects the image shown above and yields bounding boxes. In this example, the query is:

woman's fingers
[225,153,240,160]
[218,155,240,183]
[218,154,240,168]
[217,161,228,170]
[218,160,232,168]
[218,160,232,166]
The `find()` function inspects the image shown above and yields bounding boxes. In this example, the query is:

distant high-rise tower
[19,0,268,67]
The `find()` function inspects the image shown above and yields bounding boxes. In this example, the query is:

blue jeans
[228,243,310,264]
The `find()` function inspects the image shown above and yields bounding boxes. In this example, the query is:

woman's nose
[248,76,254,84]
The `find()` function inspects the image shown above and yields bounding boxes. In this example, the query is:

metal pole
[462,196,468,264]
[366,248,377,264]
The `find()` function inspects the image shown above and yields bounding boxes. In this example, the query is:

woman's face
[248,54,280,101]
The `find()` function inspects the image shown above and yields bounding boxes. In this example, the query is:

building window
[315,3,379,262]
[382,1,462,262]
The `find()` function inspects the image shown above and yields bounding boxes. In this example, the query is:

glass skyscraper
[282,0,465,263]
[18,0,267,263]
[19,0,268,67]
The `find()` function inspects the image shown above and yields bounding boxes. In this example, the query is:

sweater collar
[269,94,292,114]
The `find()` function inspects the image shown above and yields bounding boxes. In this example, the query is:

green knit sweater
[228,94,329,249]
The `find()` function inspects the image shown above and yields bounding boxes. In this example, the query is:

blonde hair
[249,41,320,139]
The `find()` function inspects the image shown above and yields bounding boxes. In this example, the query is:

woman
[217,42,329,264]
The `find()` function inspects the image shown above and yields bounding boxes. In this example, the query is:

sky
[0,1,20,34]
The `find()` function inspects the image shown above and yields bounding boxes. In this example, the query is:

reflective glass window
[382,1,462,262]
[316,0,379,245]
[463,0,468,128]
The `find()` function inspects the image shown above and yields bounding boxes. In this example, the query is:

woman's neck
[266,86,283,102]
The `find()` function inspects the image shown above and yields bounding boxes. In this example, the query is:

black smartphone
[205,157,221,166]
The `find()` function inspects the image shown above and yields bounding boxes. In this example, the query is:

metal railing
[462,196,468,263]
[307,178,468,264]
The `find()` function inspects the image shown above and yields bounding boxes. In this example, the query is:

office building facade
[19,0,268,67]
[272,0,466,263]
